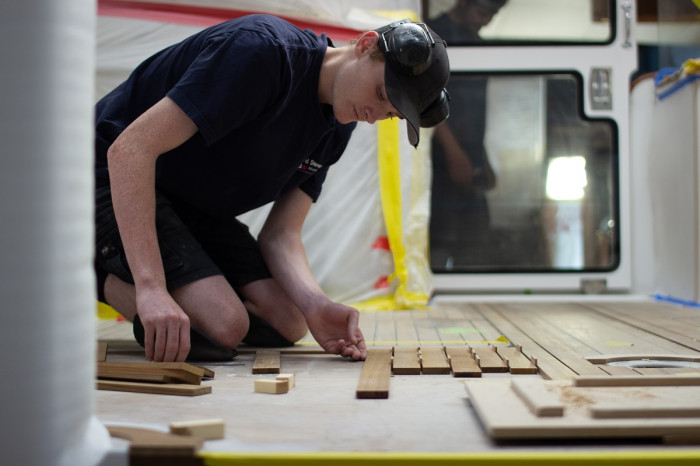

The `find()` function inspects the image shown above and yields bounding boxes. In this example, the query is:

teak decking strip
[497,346,538,374]
[420,347,451,374]
[445,347,482,377]
[356,348,392,399]
[472,346,508,372]
[97,362,203,385]
[392,347,421,375]
[97,380,212,396]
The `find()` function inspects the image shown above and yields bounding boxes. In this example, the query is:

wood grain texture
[497,346,538,375]
[252,350,281,374]
[472,346,508,373]
[445,346,482,377]
[392,347,421,375]
[97,380,212,396]
[356,348,392,399]
[420,347,451,375]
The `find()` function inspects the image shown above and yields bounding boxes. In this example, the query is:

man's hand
[136,287,191,362]
[305,301,367,361]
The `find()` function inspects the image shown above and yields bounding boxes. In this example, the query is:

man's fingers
[346,310,360,345]
[152,323,167,362]
[143,321,155,361]
[176,320,191,362]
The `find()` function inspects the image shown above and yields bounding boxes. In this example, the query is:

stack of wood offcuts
[465,375,700,443]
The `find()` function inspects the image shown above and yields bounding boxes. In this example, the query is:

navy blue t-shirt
[95,14,357,219]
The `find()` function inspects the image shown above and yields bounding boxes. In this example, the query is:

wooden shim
[97,361,214,378]
[419,347,451,374]
[170,419,225,440]
[97,362,202,385]
[510,379,565,417]
[472,346,508,373]
[392,347,421,375]
[573,375,700,387]
[585,354,700,364]
[252,350,281,374]
[356,348,392,399]
[97,380,211,396]
[108,425,202,457]
[497,346,538,375]
[445,347,481,378]
[591,405,700,419]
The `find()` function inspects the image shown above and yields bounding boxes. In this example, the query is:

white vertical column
[0,1,108,465]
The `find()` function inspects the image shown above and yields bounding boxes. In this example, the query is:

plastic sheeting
[0,1,111,465]
[95,0,431,308]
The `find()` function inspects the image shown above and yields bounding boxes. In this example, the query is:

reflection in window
[429,73,618,272]
[423,0,612,45]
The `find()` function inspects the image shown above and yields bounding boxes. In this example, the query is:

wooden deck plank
[356,348,392,399]
[482,303,607,377]
[583,302,700,353]
[472,346,508,372]
[445,346,482,377]
[472,303,579,380]
[419,346,451,374]
[392,346,421,375]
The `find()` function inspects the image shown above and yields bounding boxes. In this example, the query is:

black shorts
[94,186,293,354]
[94,185,272,302]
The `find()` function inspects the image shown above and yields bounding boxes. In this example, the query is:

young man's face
[332,32,402,125]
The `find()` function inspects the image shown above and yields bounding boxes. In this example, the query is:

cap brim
[385,66,421,147]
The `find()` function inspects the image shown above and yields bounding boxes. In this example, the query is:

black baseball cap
[374,20,450,147]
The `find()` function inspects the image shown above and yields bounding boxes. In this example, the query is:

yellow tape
[97,301,121,320]
[201,451,700,466]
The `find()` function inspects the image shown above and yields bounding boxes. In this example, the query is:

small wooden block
[254,379,289,394]
[107,426,203,457]
[252,350,281,374]
[510,379,565,417]
[445,347,482,378]
[276,373,295,389]
[392,347,421,375]
[170,419,225,439]
[472,346,508,373]
[97,342,108,362]
[420,347,451,375]
[356,348,392,399]
[497,346,538,375]
[97,380,211,396]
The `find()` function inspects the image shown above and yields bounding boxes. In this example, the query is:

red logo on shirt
[298,158,322,174]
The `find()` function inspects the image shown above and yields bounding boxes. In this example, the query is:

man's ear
[354,31,380,55]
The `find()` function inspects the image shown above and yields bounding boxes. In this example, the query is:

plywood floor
[96,297,700,457]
